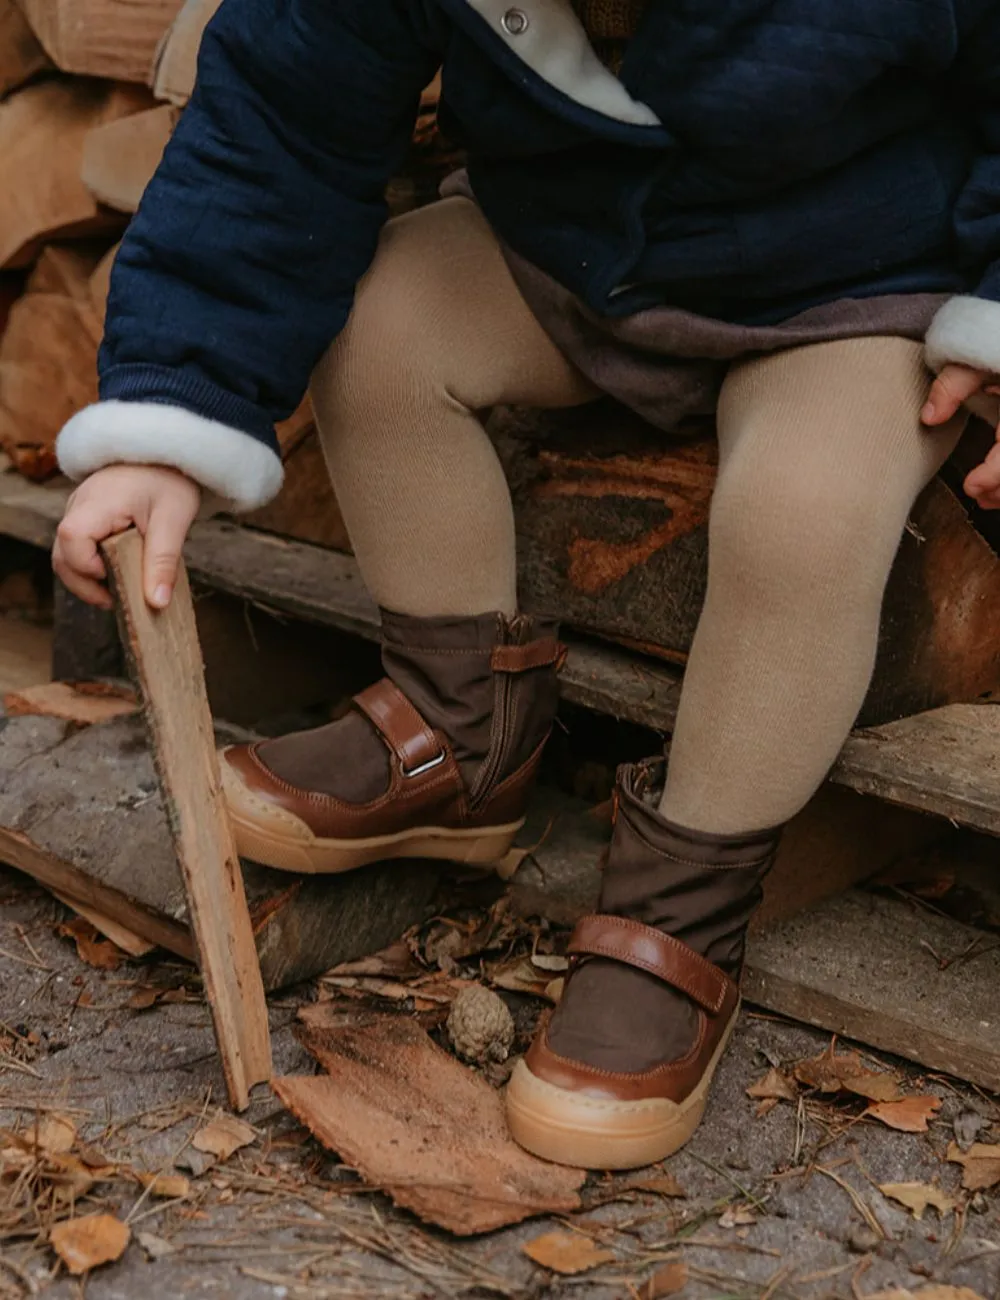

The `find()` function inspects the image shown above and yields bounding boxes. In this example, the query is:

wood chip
[50,1213,130,1274]
[865,1095,942,1132]
[522,1231,615,1275]
[191,1114,256,1161]
[2,680,136,725]
[642,1259,689,1297]
[274,1006,584,1235]
[946,1140,1000,1190]
[879,1181,957,1219]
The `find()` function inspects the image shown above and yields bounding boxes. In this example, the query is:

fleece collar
[451,0,662,129]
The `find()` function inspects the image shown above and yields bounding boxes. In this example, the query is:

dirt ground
[0,862,997,1300]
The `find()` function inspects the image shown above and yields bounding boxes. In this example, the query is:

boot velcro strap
[491,637,566,673]
[568,914,730,1016]
[353,679,445,778]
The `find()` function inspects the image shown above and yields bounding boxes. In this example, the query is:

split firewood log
[15,0,184,82]
[82,103,178,213]
[0,0,49,97]
[151,0,220,104]
[0,246,103,478]
[0,80,151,269]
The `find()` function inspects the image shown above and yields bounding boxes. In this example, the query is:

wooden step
[2,469,999,834]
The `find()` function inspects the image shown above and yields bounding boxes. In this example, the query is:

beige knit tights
[311,197,965,835]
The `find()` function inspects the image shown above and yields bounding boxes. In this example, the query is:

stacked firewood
[0,0,456,480]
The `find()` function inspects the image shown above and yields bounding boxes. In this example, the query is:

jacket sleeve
[926,0,1000,376]
[57,0,443,509]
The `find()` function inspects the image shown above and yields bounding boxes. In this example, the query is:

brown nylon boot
[506,757,781,1170]
[220,610,564,874]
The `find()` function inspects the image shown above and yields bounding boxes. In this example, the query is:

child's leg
[509,335,968,1170]
[661,335,967,833]
[310,195,598,619]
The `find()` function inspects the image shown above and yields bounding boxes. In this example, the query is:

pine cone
[446,985,515,1065]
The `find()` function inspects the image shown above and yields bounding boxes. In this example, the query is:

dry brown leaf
[746,1067,798,1102]
[755,1097,780,1118]
[793,1047,902,1102]
[127,986,163,1011]
[530,953,569,973]
[137,1231,176,1261]
[191,1115,256,1161]
[56,918,124,971]
[878,1181,957,1219]
[137,1171,190,1199]
[865,1095,942,1133]
[946,1140,1000,1190]
[50,1213,130,1274]
[489,956,559,1000]
[523,1231,616,1275]
[33,1113,77,1154]
[643,1260,688,1297]
[626,1172,686,1199]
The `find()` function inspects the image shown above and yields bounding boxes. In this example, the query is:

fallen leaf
[523,1231,615,1275]
[794,1047,902,1102]
[718,1205,756,1228]
[865,1096,942,1133]
[56,919,124,972]
[746,1067,798,1102]
[175,1148,216,1178]
[489,956,558,1000]
[643,1259,688,1297]
[946,1141,1000,1191]
[755,1097,780,1118]
[50,1213,130,1274]
[626,1173,686,1199]
[32,1113,77,1155]
[127,987,163,1011]
[191,1115,256,1161]
[866,1290,988,1300]
[136,1231,176,1261]
[326,942,419,980]
[953,1111,990,1152]
[879,1181,957,1219]
[137,1171,190,1199]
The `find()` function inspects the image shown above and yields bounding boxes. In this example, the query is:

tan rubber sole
[220,752,524,875]
[504,1007,739,1170]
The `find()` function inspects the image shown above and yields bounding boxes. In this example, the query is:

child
[53,0,1000,1170]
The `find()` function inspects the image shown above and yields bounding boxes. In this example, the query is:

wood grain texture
[744,890,1000,1091]
[151,0,220,104]
[81,103,177,213]
[102,529,270,1110]
[0,78,125,270]
[0,0,49,96]
[17,0,184,80]
[2,474,1000,836]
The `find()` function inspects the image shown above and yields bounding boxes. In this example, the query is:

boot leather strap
[490,637,566,673]
[353,679,445,777]
[568,914,730,1016]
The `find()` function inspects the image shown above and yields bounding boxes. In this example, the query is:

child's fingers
[922,364,986,425]
[52,536,114,609]
[141,494,196,609]
[964,440,1000,504]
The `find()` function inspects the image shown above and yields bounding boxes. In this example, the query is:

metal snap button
[501,7,529,35]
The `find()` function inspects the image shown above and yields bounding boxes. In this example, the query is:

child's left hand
[922,362,1000,508]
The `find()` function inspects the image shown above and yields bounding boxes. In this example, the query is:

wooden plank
[102,530,270,1110]
[0,0,49,96]
[744,889,1000,1092]
[3,474,1000,835]
[0,78,127,270]
[151,0,221,105]
[0,613,51,694]
[81,104,177,214]
[51,582,125,681]
[17,0,184,81]
[0,712,441,990]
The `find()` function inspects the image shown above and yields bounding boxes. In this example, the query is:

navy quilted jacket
[57,0,1000,506]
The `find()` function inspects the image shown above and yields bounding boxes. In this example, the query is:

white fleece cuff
[56,400,284,512]
[925,295,1000,375]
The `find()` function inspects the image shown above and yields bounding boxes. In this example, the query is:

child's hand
[53,465,201,611]
[922,362,1000,509]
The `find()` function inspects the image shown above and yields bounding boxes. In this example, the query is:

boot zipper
[469,668,514,813]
